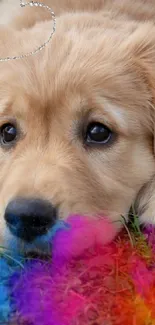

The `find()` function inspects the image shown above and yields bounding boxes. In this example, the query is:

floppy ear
[125,22,155,95]
[135,176,155,225]
[128,23,155,224]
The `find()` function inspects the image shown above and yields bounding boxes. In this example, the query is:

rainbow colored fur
[0,215,155,325]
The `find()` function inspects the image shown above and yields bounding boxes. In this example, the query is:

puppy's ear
[129,23,155,224]
[125,23,155,98]
[135,176,155,225]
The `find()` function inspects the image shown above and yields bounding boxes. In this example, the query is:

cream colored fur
[0,0,19,25]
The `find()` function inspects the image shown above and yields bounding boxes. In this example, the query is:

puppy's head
[0,15,155,252]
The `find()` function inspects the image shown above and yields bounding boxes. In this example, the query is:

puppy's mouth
[6,232,53,262]
[22,239,53,260]
[18,222,68,260]
[24,251,51,260]
[6,220,69,262]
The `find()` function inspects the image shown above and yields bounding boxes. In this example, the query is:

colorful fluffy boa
[0,215,155,325]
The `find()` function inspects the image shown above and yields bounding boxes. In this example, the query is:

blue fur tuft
[0,258,12,322]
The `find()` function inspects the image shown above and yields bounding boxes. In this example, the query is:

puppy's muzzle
[4,197,57,242]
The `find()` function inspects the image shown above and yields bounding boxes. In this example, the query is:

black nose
[5,198,57,242]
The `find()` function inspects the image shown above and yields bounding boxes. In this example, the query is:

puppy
[0,0,155,252]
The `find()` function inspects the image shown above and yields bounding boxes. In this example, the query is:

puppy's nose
[5,198,57,242]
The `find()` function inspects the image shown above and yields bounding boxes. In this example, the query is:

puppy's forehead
[0,20,147,102]
[0,21,151,136]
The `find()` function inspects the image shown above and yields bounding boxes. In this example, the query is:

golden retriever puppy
[0,0,155,252]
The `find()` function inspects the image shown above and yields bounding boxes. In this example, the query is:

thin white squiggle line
[0,1,56,62]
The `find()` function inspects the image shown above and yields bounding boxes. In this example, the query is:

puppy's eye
[1,124,17,145]
[85,122,112,144]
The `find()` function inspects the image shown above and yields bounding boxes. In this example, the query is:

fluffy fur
[0,1,155,251]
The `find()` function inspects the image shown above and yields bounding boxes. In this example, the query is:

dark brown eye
[86,122,112,144]
[1,124,17,145]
